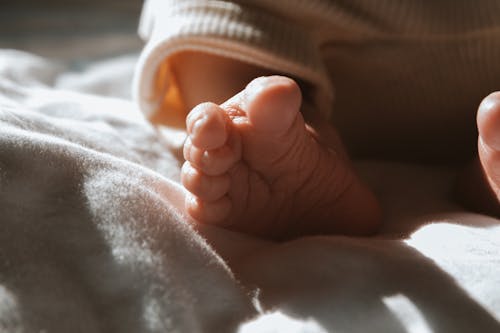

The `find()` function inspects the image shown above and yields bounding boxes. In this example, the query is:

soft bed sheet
[0,20,499,333]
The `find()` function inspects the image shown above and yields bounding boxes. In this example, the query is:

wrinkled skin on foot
[181,76,381,239]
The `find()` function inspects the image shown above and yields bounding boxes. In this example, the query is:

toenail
[244,78,267,106]
[190,115,206,137]
[246,76,270,90]
[188,102,215,133]
[200,150,209,161]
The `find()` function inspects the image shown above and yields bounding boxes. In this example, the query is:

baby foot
[181,76,381,239]
[477,93,500,209]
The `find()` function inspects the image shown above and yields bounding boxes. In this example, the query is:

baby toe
[185,193,232,225]
[187,102,229,151]
[183,133,241,176]
[181,161,230,201]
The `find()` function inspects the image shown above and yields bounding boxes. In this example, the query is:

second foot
[474,92,500,215]
[181,76,381,239]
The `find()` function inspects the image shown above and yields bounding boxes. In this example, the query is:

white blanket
[0,49,499,333]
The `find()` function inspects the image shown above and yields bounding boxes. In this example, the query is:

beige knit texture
[134,0,500,159]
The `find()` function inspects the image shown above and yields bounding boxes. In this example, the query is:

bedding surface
[1,49,499,333]
[1,16,500,333]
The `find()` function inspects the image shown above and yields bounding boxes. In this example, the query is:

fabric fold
[133,0,334,123]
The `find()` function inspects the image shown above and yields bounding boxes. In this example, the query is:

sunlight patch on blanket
[406,222,500,322]
[382,293,432,333]
[238,311,328,333]
[0,285,22,331]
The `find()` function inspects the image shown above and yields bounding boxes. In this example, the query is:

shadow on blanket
[234,235,500,333]
[1,50,499,333]
[0,52,255,331]
[0,116,256,332]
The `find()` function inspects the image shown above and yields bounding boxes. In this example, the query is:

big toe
[225,76,302,134]
[478,92,500,151]
[477,92,500,197]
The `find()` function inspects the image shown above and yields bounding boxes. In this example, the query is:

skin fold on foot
[181,76,381,239]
